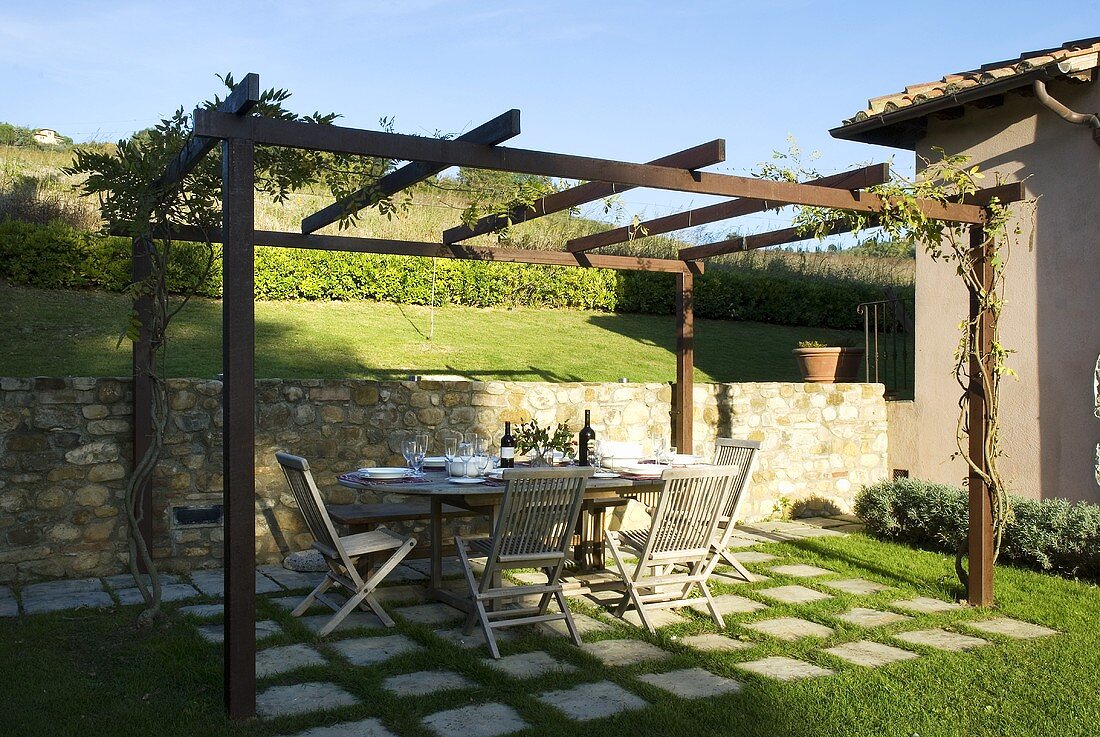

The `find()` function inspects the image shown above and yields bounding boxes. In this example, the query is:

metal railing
[857,296,914,400]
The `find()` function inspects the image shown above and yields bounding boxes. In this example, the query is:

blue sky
[2,1,1096,235]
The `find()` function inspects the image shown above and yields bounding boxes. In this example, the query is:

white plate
[622,464,663,477]
[422,456,447,468]
[448,477,485,485]
[486,468,505,478]
[670,454,700,466]
[362,467,408,479]
[592,471,620,479]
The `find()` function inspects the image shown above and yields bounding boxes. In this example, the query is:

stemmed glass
[591,439,603,472]
[401,438,417,476]
[412,434,427,477]
[443,435,459,479]
[457,441,473,479]
[651,433,666,466]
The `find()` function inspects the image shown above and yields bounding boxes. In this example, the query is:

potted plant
[514,419,576,466]
[793,339,865,383]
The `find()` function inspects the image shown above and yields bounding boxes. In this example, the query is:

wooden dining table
[334,469,665,610]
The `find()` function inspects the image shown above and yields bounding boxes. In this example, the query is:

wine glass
[401,438,417,476]
[651,433,665,466]
[443,435,458,479]
[665,445,678,467]
[591,439,603,472]
[412,435,427,477]
[457,441,473,479]
[472,448,490,477]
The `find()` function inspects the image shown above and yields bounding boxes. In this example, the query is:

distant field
[0,283,863,382]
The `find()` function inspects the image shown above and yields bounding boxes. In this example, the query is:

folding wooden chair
[276,452,416,636]
[707,438,761,582]
[454,467,591,659]
[606,465,739,633]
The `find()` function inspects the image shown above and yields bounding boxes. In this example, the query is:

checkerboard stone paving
[434,626,517,649]
[275,717,396,737]
[735,656,835,681]
[256,682,358,719]
[256,643,328,678]
[257,564,326,591]
[332,634,424,665]
[835,607,911,627]
[965,617,1058,639]
[742,617,835,641]
[581,639,671,667]
[422,702,528,737]
[486,650,578,678]
[394,602,465,626]
[620,607,686,630]
[19,579,114,614]
[891,596,963,614]
[756,584,833,604]
[768,564,835,578]
[196,620,282,644]
[537,611,610,638]
[823,640,920,668]
[728,551,778,564]
[0,588,19,617]
[383,670,474,696]
[115,583,201,606]
[689,594,767,616]
[678,633,753,652]
[177,603,224,619]
[638,667,742,698]
[537,680,648,721]
[300,611,387,634]
[822,578,892,595]
[894,628,988,651]
[188,568,284,597]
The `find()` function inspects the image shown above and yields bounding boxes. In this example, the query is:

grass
[1,533,1097,737]
[0,283,862,382]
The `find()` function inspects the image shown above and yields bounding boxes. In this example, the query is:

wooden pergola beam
[157,74,260,189]
[441,140,726,244]
[566,163,891,253]
[158,226,701,274]
[194,110,985,224]
[301,109,522,234]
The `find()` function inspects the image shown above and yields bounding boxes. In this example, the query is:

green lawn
[0,283,862,382]
[1,534,1096,737]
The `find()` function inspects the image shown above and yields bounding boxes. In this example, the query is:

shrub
[855,478,1100,579]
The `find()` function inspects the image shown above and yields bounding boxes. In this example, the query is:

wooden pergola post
[222,135,257,718]
[967,221,994,606]
[674,271,694,454]
[131,237,154,570]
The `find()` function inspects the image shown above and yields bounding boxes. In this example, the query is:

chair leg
[719,549,755,582]
[292,576,334,617]
[698,580,724,629]
[455,536,498,656]
[318,588,369,637]
[554,589,582,647]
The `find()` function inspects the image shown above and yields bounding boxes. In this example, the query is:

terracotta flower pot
[793,347,865,383]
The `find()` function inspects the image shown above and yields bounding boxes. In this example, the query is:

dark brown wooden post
[222,135,256,718]
[131,237,154,571]
[967,222,994,607]
[674,271,694,454]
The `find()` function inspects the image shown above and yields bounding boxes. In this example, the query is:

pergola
[135,74,1024,717]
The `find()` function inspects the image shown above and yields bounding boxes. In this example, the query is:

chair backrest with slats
[637,466,738,565]
[713,438,760,521]
[275,452,348,567]
[481,467,591,591]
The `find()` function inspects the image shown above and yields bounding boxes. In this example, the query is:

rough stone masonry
[0,377,887,583]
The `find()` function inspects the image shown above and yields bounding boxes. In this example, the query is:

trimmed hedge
[855,478,1100,580]
[0,219,906,328]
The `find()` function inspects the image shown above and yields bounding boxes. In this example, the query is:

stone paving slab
[537,680,648,721]
[894,628,987,651]
[332,634,423,665]
[22,589,114,614]
[619,607,686,630]
[768,564,836,578]
[274,717,396,737]
[833,524,867,533]
[835,607,911,628]
[269,595,321,613]
[188,569,284,597]
[197,620,282,644]
[0,593,19,617]
[394,602,465,626]
[537,612,610,638]
[381,565,430,584]
[256,682,358,719]
[256,643,327,678]
[743,617,834,641]
[638,667,742,698]
[795,516,850,529]
[891,597,963,614]
[690,594,767,616]
[384,670,474,696]
[21,578,104,596]
[756,585,832,605]
[423,702,528,737]
[784,527,845,538]
[257,565,326,591]
[103,573,181,590]
[730,551,779,564]
[581,639,670,666]
[713,572,770,585]
[435,626,516,649]
[678,633,753,652]
[724,537,765,549]
[964,617,1058,639]
[824,640,920,667]
[822,578,892,596]
[300,611,387,634]
[116,583,201,606]
[403,557,467,578]
[735,656,835,681]
[371,583,430,605]
[486,651,578,679]
[178,603,224,619]
[729,527,775,542]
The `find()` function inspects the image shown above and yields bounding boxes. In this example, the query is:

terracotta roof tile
[840,37,1100,126]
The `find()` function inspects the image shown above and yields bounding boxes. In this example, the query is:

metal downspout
[1032,79,1100,146]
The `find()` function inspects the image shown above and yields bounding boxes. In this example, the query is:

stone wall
[0,377,887,583]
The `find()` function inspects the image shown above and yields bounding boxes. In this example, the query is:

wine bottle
[578,410,595,467]
[499,421,515,468]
